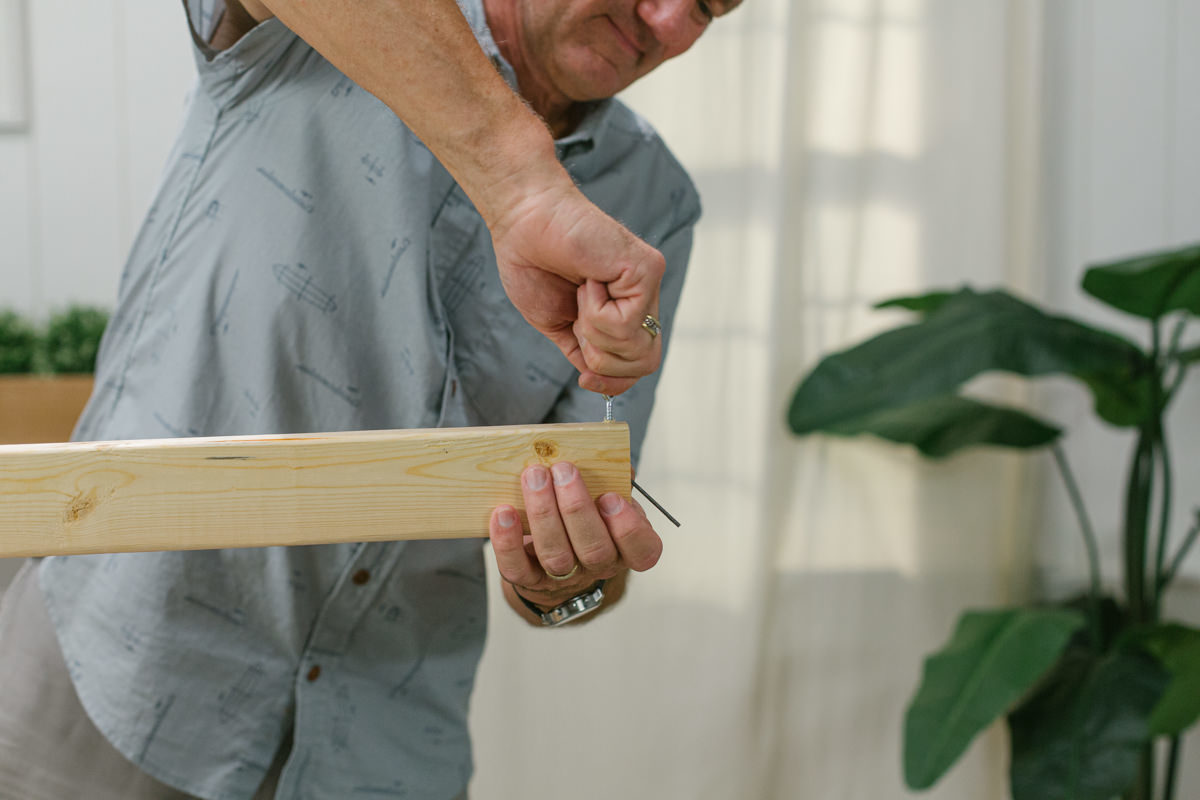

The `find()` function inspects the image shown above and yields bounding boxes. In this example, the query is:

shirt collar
[456,0,604,152]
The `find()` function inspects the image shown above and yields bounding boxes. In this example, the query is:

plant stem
[1131,321,1168,800]
[1163,316,1191,404]
[1160,510,1200,592]
[1125,430,1155,625]
[1166,316,1186,358]
[1163,736,1181,800]
[1129,319,1164,626]
[1164,363,1188,405]
[1136,746,1154,800]
[1152,428,1172,619]
[1152,317,1180,617]
[1053,444,1103,644]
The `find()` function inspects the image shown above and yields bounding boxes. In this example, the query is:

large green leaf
[1125,624,1200,736]
[903,608,1085,790]
[824,393,1061,458]
[875,291,954,315]
[789,289,1152,432]
[1082,243,1200,319]
[1008,648,1169,800]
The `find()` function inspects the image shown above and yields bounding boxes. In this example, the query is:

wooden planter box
[0,375,94,445]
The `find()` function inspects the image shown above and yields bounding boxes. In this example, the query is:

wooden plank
[0,422,630,558]
[0,375,94,445]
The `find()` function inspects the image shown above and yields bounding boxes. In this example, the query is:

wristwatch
[514,581,607,627]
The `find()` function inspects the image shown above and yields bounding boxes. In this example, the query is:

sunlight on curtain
[469,2,1040,797]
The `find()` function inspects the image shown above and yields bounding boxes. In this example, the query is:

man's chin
[563,59,637,101]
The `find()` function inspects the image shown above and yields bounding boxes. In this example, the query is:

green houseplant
[788,242,1200,800]
[0,306,108,445]
[0,306,108,375]
[0,311,39,374]
[40,306,110,374]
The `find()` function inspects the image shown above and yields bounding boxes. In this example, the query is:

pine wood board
[0,422,630,558]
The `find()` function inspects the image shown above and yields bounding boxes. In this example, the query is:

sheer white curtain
[469,2,1044,798]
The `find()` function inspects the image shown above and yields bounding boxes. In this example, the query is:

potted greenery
[0,311,38,374]
[788,243,1200,800]
[0,306,108,444]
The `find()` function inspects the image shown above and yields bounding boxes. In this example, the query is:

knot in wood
[532,439,558,461]
[64,489,101,524]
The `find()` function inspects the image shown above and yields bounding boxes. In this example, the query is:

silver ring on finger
[545,563,580,581]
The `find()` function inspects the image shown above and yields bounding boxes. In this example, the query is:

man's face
[517,0,740,103]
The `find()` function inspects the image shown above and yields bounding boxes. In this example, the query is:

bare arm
[248,0,547,221]
[248,0,666,394]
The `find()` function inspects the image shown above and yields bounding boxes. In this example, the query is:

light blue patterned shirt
[38,1,698,798]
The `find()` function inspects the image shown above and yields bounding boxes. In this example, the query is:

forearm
[503,568,629,628]
[256,0,564,227]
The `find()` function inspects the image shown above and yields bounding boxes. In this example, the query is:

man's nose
[635,0,703,54]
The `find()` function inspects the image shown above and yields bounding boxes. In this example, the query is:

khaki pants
[0,562,285,800]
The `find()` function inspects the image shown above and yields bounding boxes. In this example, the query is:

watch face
[543,583,606,626]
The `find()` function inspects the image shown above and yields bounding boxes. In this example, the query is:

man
[0,0,739,797]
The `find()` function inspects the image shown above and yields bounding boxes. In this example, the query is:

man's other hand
[489,462,661,624]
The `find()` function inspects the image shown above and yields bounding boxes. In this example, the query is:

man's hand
[489,462,662,624]
[486,173,667,396]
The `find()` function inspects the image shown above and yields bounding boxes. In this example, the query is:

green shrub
[0,311,38,374]
[0,306,109,375]
[43,306,109,374]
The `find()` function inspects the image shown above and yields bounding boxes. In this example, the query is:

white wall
[0,0,196,320]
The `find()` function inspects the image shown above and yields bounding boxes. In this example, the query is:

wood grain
[0,422,630,558]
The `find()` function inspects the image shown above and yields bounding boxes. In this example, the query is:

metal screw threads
[603,394,614,423]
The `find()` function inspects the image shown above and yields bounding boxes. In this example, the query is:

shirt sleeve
[539,205,700,468]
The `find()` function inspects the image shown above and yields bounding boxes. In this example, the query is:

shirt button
[306,665,321,682]
[352,569,371,586]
